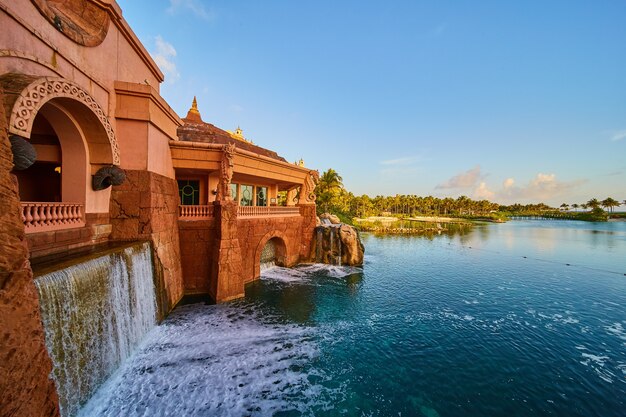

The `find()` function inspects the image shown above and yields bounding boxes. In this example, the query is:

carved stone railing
[21,202,85,233]
[237,206,301,218]
[178,205,214,220]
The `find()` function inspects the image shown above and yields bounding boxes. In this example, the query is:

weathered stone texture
[110,170,183,315]
[26,213,111,260]
[210,202,244,302]
[179,220,216,294]
[0,88,60,417]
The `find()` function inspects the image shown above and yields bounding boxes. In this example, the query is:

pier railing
[237,206,300,218]
[21,202,85,233]
[178,205,214,220]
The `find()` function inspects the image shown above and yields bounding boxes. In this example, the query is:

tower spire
[185,96,203,123]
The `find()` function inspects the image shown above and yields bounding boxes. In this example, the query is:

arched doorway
[2,75,119,232]
[259,237,287,270]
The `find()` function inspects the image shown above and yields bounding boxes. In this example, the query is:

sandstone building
[0,1,318,415]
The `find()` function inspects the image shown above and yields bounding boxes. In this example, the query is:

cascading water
[312,225,343,265]
[311,222,364,266]
[260,239,277,271]
[34,242,157,417]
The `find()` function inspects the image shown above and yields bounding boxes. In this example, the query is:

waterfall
[35,242,157,417]
[336,227,342,266]
[260,239,277,271]
[312,225,343,266]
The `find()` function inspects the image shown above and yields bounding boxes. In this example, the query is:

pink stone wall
[0,87,60,417]
[110,170,183,316]
[178,219,216,294]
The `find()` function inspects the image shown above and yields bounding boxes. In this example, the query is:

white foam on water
[260,264,363,284]
[580,353,616,383]
[79,303,340,417]
[260,265,308,283]
[605,322,626,341]
[296,263,363,278]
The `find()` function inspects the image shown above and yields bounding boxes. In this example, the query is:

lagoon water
[81,220,626,417]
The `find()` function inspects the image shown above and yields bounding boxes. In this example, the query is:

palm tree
[571,203,579,212]
[560,203,569,211]
[601,197,620,213]
[587,198,600,209]
[316,169,344,213]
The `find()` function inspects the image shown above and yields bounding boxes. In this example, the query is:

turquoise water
[82,220,626,417]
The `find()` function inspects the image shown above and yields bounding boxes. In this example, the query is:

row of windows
[177,180,268,206]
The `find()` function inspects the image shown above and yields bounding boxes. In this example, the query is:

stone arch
[7,76,119,165]
[253,230,290,279]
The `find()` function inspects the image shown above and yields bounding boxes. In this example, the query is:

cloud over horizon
[436,165,484,189]
[152,36,179,83]
[485,173,586,204]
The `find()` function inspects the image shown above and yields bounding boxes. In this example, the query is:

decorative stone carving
[216,143,236,201]
[92,165,126,191]
[30,0,111,47]
[299,170,319,204]
[8,77,120,165]
[287,188,298,205]
[9,135,37,170]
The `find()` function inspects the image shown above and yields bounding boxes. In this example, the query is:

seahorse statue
[216,142,236,201]
[299,170,319,204]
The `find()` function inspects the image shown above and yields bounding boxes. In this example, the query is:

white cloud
[473,181,495,200]
[436,165,484,189]
[503,178,515,189]
[610,130,626,142]
[379,156,417,166]
[496,173,585,203]
[167,0,214,20]
[153,36,179,82]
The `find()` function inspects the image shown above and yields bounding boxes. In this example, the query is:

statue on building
[299,169,319,204]
[216,142,236,201]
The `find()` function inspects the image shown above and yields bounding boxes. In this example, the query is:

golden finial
[185,96,203,122]
[298,158,305,167]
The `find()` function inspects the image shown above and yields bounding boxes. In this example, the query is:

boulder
[310,221,364,266]
[339,224,365,266]
[319,212,341,224]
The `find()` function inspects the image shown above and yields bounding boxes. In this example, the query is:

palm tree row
[561,198,622,213]
[313,168,624,219]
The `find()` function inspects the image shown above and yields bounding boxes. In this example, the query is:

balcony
[21,202,85,233]
[237,206,300,218]
[178,205,214,220]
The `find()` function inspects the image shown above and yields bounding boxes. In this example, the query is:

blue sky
[117,0,626,206]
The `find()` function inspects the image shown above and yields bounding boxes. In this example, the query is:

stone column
[298,203,318,262]
[109,170,183,318]
[0,88,60,416]
[209,200,244,302]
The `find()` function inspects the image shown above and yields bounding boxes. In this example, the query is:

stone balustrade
[178,204,214,220]
[178,205,301,220]
[237,206,300,218]
[21,202,85,233]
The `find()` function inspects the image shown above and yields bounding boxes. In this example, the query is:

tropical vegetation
[312,168,624,223]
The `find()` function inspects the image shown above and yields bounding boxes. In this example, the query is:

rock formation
[311,214,364,266]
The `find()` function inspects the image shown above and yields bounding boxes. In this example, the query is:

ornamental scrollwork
[9,77,120,165]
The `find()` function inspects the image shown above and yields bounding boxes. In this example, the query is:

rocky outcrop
[0,88,61,417]
[311,214,364,266]
[319,213,341,225]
